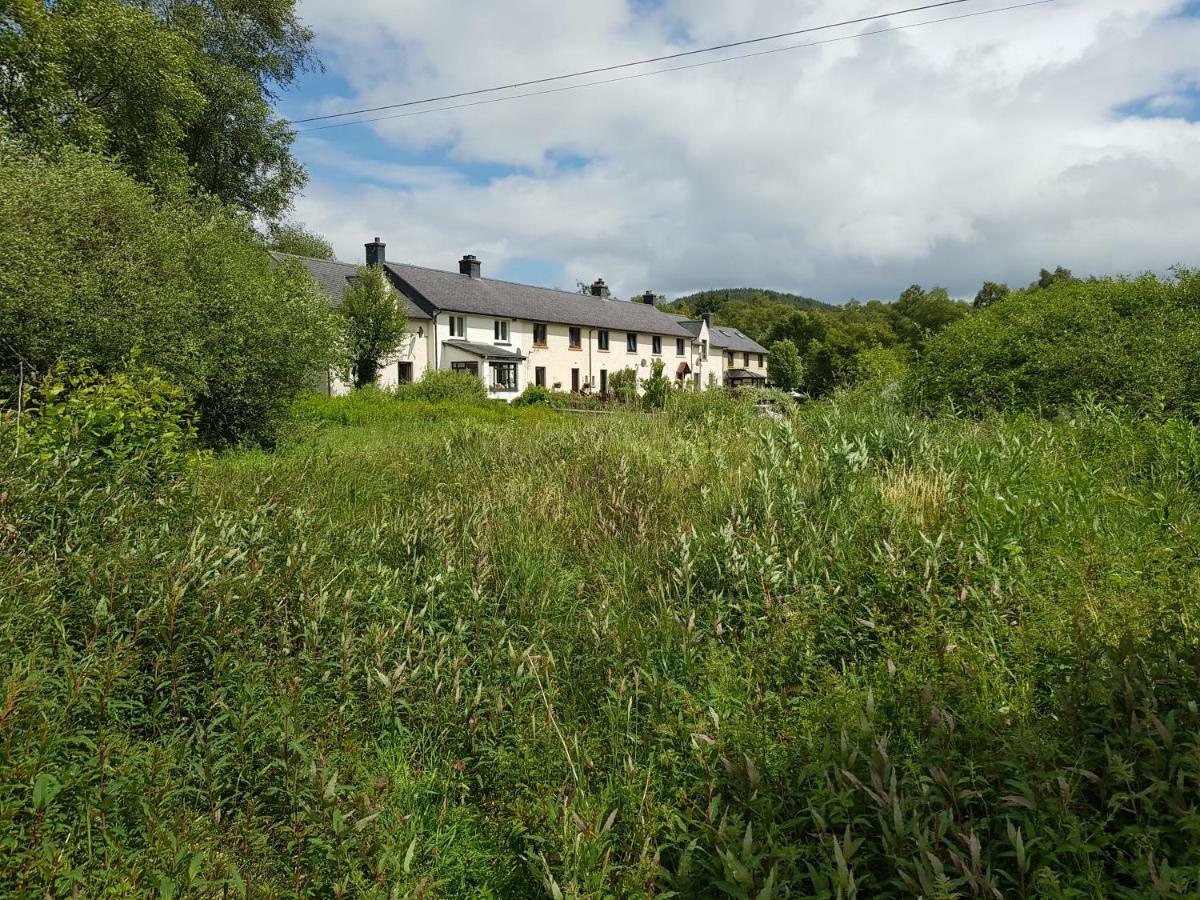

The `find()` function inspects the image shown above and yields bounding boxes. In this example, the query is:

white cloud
[290,0,1200,300]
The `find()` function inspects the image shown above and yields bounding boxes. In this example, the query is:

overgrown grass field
[3,390,1199,897]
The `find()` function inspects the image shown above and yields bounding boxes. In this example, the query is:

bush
[608,367,638,403]
[907,272,1200,417]
[395,369,489,405]
[512,384,561,408]
[0,141,338,447]
[641,359,671,410]
[16,363,197,486]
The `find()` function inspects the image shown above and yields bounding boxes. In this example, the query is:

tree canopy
[338,266,409,389]
[0,0,318,219]
[0,141,336,445]
[267,221,336,260]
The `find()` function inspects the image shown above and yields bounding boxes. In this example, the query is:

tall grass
[2,388,1198,896]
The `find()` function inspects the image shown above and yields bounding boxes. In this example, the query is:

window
[597,330,610,351]
[757,353,764,367]
[397,361,413,384]
[451,361,478,376]
[626,333,638,352]
[569,326,582,349]
[533,323,548,346]
[676,338,685,356]
[535,366,546,387]
[490,361,517,391]
[652,336,662,355]
[449,315,465,338]
[727,351,735,364]
[494,320,509,343]
[743,352,750,367]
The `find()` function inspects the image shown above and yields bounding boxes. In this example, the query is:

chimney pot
[589,278,610,299]
[365,237,386,268]
[459,254,481,278]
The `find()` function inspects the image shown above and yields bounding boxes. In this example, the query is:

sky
[277,0,1200,303]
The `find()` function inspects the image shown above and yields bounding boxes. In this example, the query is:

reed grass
[2,390,1198,896]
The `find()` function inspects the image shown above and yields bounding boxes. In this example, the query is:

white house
[272,238,769,398]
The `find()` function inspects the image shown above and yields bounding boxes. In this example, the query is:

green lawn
[3,394,1199,897]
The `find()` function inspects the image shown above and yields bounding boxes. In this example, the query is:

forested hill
[667,287,829,317]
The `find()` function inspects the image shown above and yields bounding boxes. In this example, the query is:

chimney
[702,313,712,328]
[459,254,481,278]
[641,291,656,306]
[365,237,386,268]
[590,278,610,299]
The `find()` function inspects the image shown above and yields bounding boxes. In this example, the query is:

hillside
[667,287,829,316]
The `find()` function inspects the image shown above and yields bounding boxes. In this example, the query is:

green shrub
[17,363,197,486]
[907,271,1200,417]
[608,367,638,403]
[512,384,560,408]
[641,359,671,410]
[0,141,338,447]
[395,369,489,404]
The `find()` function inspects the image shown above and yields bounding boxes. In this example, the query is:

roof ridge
[386,260,647,304]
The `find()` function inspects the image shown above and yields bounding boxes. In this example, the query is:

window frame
[676,338,685,356]
[489,361,518,392]
[743,352,750,367]
[449,315,465,338]
[626,332,638,353]
[533,323,548,347]
[535,366,546,387]
[451,361,478,376]
[494,320,510,343]
[597,330,610,351]
[652,336,662,355]
[568,326,582,350]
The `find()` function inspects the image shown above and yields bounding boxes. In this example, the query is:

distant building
[273,238,768,398]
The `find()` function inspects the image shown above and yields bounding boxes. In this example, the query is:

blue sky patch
[1117,84,1200,123]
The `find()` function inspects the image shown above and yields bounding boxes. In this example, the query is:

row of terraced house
[274,237,770,400]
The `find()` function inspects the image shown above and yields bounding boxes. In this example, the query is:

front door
[571,368,580,393]
[599,369,608,396]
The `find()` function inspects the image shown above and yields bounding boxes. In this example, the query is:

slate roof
[385,262,693,337]
[666,314,767,354]
[270,252,433,320]
[442,340,526,361]
[709,325,768,354]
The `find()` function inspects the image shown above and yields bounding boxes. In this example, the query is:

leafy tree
[1029,266,1076,292]
[268,221,336,260]
[891,285,969,346]
[974,281,1010,309]
[767,339,803,391]
[907,272,1200,417]
[0,141,337,446]
[339,265,408,389]
[642,359,670,409]
[0,0,318,219]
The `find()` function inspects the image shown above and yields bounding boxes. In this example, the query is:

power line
[296,1,1055,134]
[289,0,982,125]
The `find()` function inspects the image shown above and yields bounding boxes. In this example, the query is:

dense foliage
[909,271,1200,417]
[0,142,337,446]
[767,339,803,391]
[668,287,828,318]
[3,381,1199,895]
[338,266,409,389]
[267,221,336,260]
[0,0,318,219]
